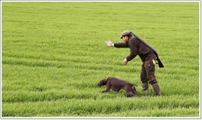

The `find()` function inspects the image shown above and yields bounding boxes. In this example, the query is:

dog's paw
[102,90,108,93]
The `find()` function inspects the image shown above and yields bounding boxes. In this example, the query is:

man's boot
[142,82,148,93]
[152,83,161,96]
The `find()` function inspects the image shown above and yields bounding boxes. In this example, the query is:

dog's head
[97,79,107,86]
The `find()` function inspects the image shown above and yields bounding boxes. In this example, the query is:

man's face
[122,36,128,43]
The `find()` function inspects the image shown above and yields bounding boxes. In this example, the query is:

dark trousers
[140,57,157,85]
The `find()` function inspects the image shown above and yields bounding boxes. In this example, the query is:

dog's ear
[102,79,107,84]
[98,79,107,86]
[100,79,107,85]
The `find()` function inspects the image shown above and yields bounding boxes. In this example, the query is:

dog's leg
[126,92,138,97]
[132,85,140,96]
[102,82,111,93]
[132,89,140,96]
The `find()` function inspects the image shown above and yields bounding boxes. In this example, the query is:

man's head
[120,30,132,42]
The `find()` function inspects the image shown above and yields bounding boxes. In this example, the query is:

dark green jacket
[114,36,156,62]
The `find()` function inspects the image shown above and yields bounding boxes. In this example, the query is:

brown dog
[98,77,139,97]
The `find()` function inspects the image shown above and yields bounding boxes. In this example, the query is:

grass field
[2,2,199,117]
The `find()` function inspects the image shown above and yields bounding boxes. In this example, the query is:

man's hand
[104,40,114,47]
[122,58,128,66]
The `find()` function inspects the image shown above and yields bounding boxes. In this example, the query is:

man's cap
[120,30,132,39]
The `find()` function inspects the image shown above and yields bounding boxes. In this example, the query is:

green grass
[2,2,199,117]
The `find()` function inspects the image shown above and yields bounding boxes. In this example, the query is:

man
[104,30,161,96]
